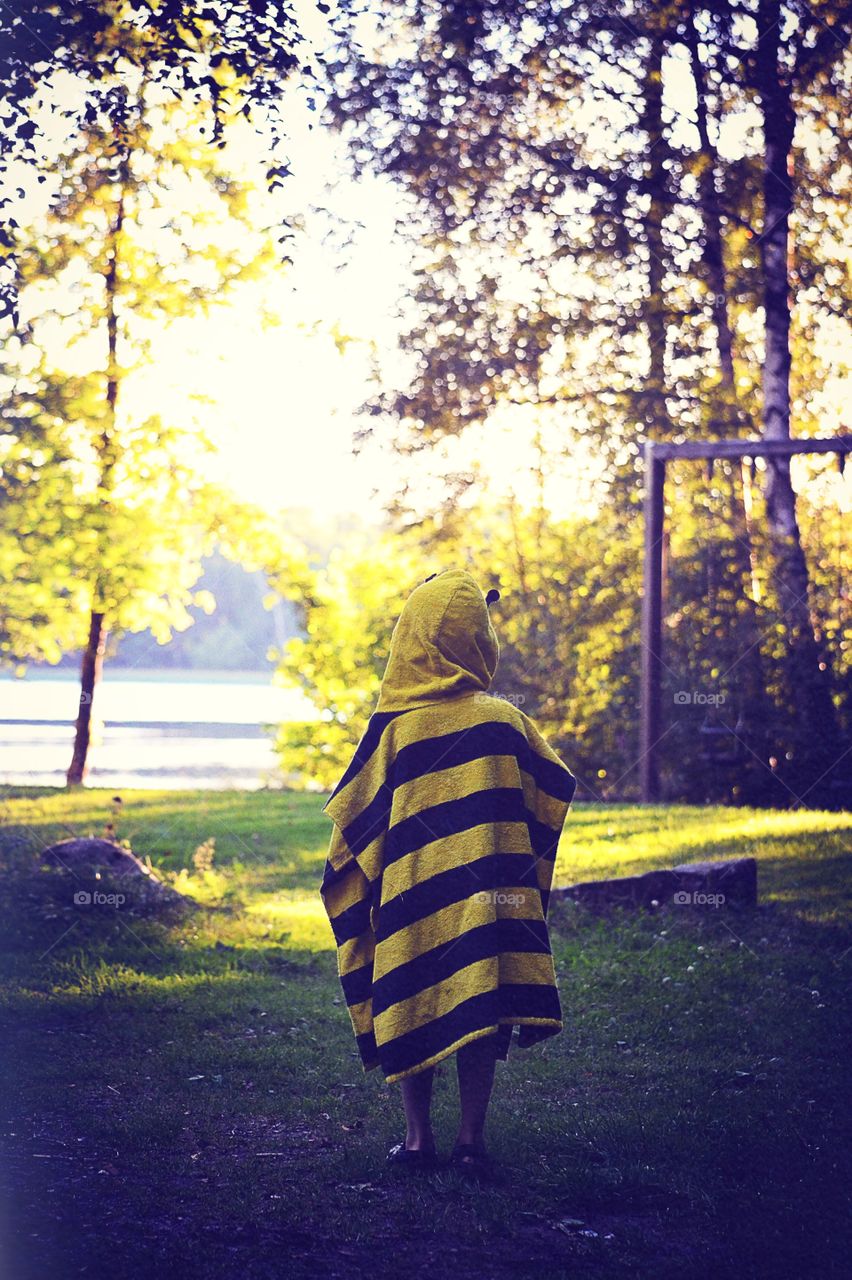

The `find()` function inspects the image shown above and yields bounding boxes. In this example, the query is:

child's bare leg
[400,1066,436,1151]
[455,1034,498,1152]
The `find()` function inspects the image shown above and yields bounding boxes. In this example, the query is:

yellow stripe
[534,862,555,897]
[338,932,374,977]
[373,957,496,1039]
[321,864,369,918]
[329,697,487,837]
[499,950,557,986]
[390,754,522,824]
[326,820,385,885]
[346,996,373,1037]
[374,950,557,1041]
[381,819,532,901]
[389,694,515,747]
[519,766,570,831]
[372,890,544,979]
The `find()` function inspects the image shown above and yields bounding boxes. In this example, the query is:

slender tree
[4,78,281,784]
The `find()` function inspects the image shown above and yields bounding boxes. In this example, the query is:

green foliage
[268,534,432,788]
[327,0,851,480]
[267,507,645,793]
[0,0,322,322]
[112,551,298,672]
[319,0,851,802]
[0,81,293,670]
[269,474,849,801]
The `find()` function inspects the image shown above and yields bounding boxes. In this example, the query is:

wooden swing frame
[639,433,852,802]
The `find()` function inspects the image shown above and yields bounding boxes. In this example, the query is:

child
[319,568,577,1171]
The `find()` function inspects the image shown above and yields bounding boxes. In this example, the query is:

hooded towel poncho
[319,569,577,1083]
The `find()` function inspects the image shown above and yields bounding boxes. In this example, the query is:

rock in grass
[554,857,757,910]
[671,857,757,907]
[40,838,198,914]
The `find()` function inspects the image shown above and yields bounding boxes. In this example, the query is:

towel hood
[375,569,500,713]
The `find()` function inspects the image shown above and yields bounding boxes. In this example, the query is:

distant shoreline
[0,719,272,735]
[0,667,276,685]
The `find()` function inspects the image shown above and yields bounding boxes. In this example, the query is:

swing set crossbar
[639,434,852,802]
[648,436,852,462]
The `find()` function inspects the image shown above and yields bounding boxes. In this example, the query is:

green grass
[1,787,850,1280]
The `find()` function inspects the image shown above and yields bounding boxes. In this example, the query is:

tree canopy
[0,0,348,322]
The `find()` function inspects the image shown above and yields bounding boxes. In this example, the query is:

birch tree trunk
[755,0,845,804]
[686,4,774,795]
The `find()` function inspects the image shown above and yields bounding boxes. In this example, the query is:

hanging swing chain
[838,451,847,623]
[704,455,715,618]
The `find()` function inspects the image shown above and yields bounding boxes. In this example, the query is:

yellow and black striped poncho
[319,568,577,1084]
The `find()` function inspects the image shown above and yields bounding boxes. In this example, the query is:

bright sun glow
[8,37,851,530]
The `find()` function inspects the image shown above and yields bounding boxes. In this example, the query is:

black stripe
[377,984,560,1079]
[528,815,564,860]
[385,788,529,865]
[344,787,566,869]
[392,716,575,809]
[344,727,520,856]
[392,721,531,788]
[526,749,577,803]
[356,1027,379,1067]
[323,710,406,807]
[328,896,373,946]
[340,960,373,1008]
[376,852,541,943]
[497,982,562,1022]
[494,1022,514,1059]
[517,1021,559,1049]
[371,917,551,1018]
[378,989,502,1078]
[334,718,574,853]
[343,787,393,857]
[319,857,345,893]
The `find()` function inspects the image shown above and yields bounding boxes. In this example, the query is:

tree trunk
[640,28,669,440]
[686,6,774,798]
[685,4,744,429]
[755,0,847,805]
[66,610,108,786]
[66,175,125,787]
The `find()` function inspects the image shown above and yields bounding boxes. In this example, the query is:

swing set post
[639,433,852,804]
[640,441,666,802]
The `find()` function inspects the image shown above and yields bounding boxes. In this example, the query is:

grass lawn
[1,787,850,1279]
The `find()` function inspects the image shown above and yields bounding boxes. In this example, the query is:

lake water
[0,670,319,790]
